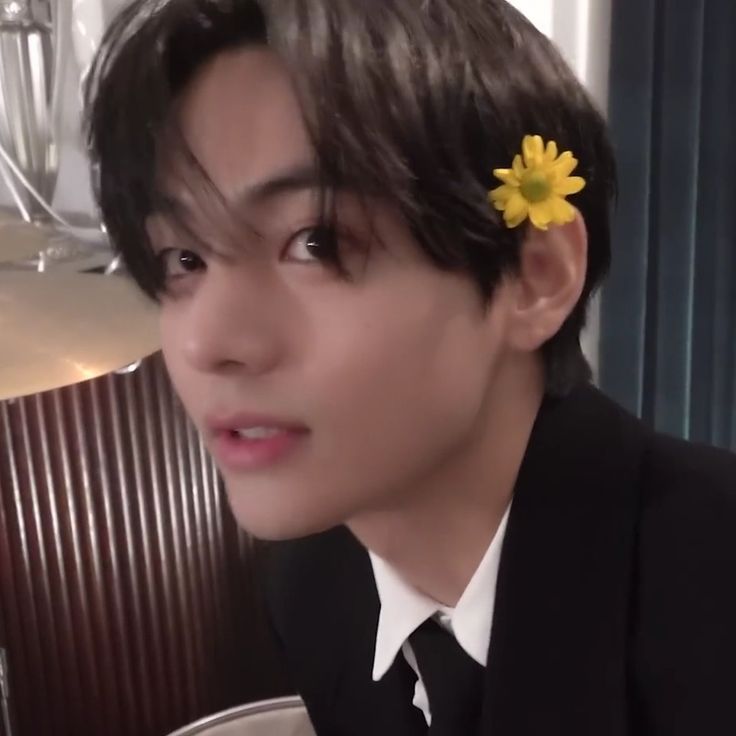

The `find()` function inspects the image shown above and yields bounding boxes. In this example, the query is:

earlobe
[507,212,588,352]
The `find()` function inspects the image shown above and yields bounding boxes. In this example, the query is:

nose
[176,264,287,377]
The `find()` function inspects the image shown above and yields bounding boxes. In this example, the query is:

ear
[505,212,588,352]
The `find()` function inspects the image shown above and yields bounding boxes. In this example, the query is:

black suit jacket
[263,385,736,735]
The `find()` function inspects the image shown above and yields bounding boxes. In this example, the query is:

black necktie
[409,617,485,734]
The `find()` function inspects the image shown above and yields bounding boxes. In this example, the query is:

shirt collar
[368,504,511,680]
[368,549,438,681]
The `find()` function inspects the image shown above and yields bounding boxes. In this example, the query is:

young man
[85,1,736,733]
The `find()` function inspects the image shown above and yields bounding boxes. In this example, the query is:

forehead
[171,46,314,202]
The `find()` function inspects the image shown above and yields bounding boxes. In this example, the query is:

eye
[283,226,339,265]
[155,248,205,279]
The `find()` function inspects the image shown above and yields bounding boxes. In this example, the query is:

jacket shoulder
[633,433,736,732]
[259,528,377,730]
[645,431,736,497]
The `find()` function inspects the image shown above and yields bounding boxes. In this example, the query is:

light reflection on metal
[114,361,143,376]
[0,1,161,399]
[0,0,58,221]
[0,646,13,736]
[0,272,160,401]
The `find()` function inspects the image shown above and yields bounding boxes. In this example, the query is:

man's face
[152,47,518,540]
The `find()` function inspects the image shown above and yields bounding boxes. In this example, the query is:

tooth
[235,427,280,440]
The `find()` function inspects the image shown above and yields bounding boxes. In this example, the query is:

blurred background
[0,1,733,735]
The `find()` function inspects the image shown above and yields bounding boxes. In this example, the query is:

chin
[231,510,343,541]
[224,485,349,541]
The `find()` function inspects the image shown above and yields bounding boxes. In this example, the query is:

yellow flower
[488,135,586,230]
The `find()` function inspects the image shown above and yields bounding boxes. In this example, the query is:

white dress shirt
[368,505,511,726]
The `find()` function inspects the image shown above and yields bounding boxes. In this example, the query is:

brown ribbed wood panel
[0,354,289,736]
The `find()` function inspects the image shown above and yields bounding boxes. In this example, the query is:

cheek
[330,318,489,413]
[159,316,195,412]
[303,285,504,494]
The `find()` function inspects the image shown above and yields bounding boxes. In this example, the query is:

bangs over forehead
[85,0,269,293]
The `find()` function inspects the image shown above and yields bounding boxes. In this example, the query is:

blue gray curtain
[599,0,736,449]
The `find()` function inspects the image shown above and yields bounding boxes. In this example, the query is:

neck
[347,354,544,607]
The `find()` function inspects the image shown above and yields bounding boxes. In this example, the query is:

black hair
[84,0,616,395]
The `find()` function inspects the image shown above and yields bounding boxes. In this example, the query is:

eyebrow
[151,162,324,218]
[242,163,323,205]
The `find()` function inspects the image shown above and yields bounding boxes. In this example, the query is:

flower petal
[505,209,529,228]
[504,192,529,225]
[529,202,553,230]
[549,196,576,224]
[544,140,559,162]
[550,152,578,180]
[554,176,586,196]
[523,135,544,167]
[489,184,516,205]
[493,168,520,187]
[512,154,525,180]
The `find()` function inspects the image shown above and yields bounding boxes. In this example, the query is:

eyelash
[152,225,346,293]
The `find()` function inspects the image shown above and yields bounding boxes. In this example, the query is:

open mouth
[211,426,309,471]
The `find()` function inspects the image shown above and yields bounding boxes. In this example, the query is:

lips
[206,411,307,437]
[205,411,309,471]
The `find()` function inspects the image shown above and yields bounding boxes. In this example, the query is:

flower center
[520,171,552,203]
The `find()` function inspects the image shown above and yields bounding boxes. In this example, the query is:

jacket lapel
[480,385,646,735]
